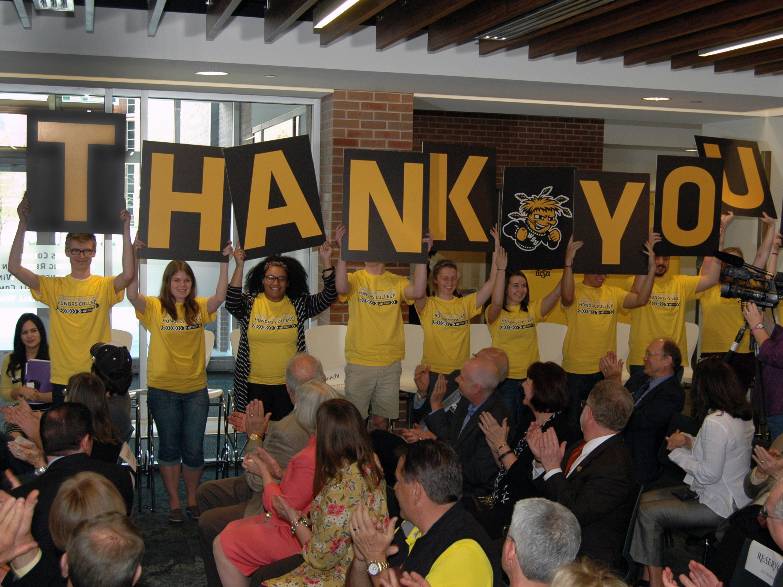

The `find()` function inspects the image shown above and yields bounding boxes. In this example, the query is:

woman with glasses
[227,240,336,420]
[127,245,234,523]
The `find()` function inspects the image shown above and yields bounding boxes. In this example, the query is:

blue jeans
[148,387,209,468]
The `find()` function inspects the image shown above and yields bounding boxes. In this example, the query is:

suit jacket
[426,392,511,498]
[7,452,134,587]
[624,372,685,485]
[535,434,637,571]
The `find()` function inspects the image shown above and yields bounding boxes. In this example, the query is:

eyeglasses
[264,275,288,283]
[68,247,96,257]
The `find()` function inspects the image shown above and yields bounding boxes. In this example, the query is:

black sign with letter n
[342,149,428,263]
[225,135,325,260]
[653,155,723,257]
[26,111,126,234]
[573,171,650,275]
[138,141,231,262]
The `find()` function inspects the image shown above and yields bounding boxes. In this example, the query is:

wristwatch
[753,322,766,331]
[367,560,390,576]
[34,465,47,476]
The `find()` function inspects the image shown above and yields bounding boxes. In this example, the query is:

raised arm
[768,233,782,275]
[335,225,350,296]
[560,237,582,307]
[113,209,135,293]
[487,226,507,324]
[405,233,432,301]
[207,242,233,315]
[540,279,563,317]
[8,196,40,291]
[752,213,778,269]
[696,212,733,293]
[126,239,147,314]
[229,244,245,288]
[301,240,338,318]
[623,233,661,309]
[475,227,504,307]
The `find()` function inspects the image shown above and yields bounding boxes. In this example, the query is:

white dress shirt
[534,433,617,481]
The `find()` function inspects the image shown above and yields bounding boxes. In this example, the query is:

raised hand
[429,374,448,411]
[335,225,346,248]
[495,244,508,272]
[753,445,783,479]
[245,399,271,438]
[319,239,333,266]
[644,232,662,258]
[720,211,735,235]
[221,240,234,258]
[120,209,131,226]
[565,237,583,266]
[538,428,566,471]
[599,351,624,382]
[423,232,434,253]
[413,364,430,398]
[227,410,246,433]
[232,244,246,265]
[17,195,30,224]
[478,412,509,453]
[349,503,396,563]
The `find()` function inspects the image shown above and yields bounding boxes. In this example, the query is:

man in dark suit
[4,403,133,585]
[530,379,637,572]
[600,338,685,485]
[425,355,511,499]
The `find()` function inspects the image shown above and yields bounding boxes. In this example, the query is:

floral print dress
[265,461,387,587]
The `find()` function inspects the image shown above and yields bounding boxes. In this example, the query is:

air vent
[33,0,75,11]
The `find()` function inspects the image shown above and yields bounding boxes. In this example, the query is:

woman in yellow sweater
[1,313,50,407]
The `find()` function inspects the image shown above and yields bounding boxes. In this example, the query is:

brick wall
[320,90,414,324]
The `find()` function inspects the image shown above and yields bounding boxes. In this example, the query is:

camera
[717,251,783,309]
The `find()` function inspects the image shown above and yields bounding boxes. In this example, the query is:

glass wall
[0,87,319,380]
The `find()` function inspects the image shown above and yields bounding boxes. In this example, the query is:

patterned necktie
[565,440,586,475]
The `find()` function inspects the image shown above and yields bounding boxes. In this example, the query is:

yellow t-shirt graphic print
[420,293,480,374]
[247,296,298,385]
[487,300,544,379]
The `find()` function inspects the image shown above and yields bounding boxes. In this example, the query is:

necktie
[565,440,586,475]
[633,379,651,404]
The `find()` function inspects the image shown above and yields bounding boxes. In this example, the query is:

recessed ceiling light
[264,74,277,78]
[195,71,229,76]
[684,148,698,152]
[642,96,671,102]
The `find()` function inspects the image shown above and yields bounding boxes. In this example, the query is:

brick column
[319,90,414,324]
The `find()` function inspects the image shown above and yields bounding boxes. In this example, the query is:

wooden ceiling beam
[479,0,641,56]
[376,0,475,50]
[713,45,783,72]
[755,60,783,76]
[427,0,550,53]
[527,0,723,59]
[147,0,167,37]
[671,38,783,69]
[11,0,31,29]
[316,0,396,46]
[206,0,242,41]
[576,0,779,62]
[624,9,783,65]
[264,0,318,43]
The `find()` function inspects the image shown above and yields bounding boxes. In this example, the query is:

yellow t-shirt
[31,275,122,385]
[247,295,298,385]
[699,285,749,354]
[0,354,20,402]
[341,270,410,366]
[627,274,700,366]
[419,293,481,374]
[562,282,628,375]
[137,297,216,393]
[487,300,544,380]
[405,529,493,587]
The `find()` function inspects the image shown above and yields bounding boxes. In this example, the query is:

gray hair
[587,380,634,432]
[294,380,339,433]
[398,440,462,504]
[285,353,325,398]
[507,498,581,583]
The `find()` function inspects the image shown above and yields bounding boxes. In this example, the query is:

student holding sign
[626,214,732,377]
[8,197,134,405]
[335,225,428,430]
[561,234,660,431]
[127,244,233,523]
[226,241,337,420]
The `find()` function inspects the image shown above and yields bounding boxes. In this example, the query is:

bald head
[285,353,325,395]
[475,347,509,381]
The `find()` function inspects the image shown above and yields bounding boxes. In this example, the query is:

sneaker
[168,508,185,524]
[186,505,200,520]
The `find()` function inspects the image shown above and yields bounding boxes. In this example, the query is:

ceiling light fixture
[480,0,613,42]
[642,96,671,102]
[195,71,229,76]
[264,74,277,78]
[684,148,698,152]
[314,0,361,30]
[699,30,783,57]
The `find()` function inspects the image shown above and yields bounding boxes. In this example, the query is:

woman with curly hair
[227,240,336,420]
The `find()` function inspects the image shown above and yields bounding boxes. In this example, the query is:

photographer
[744,301,783,440]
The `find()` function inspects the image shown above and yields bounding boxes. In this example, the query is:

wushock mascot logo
[502,187,572,252]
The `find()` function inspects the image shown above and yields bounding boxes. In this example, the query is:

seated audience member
[746,439,783,504]
[744,301,783,440]
[213,380,338,587]
[1,313,50,410]
[661,561,723,587]
[262,398,387,587]
[347,439,500,587]
[549,559,628,587]
[62,513,144,587]
[630,358,754,587]
[90,343,133,443]
[529,380,637,572]
[600,338,685,485]
[502,498,581,587]
[477,361,571,538]
[763,480,783,586]
[197,352,327,587]
[0,491,38,583]
[7,403,133,585]
[424,355,511,500]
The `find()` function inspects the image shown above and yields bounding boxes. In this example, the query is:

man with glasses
[8,196,134,403]
[600,338,685,485]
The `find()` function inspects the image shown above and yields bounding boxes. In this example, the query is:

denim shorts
[148,387,209,468]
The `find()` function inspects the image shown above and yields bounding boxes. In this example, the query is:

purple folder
[25,359,52,394]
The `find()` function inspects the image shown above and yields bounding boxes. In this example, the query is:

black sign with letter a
[138,141,231,262]
[26,111,126,234]
[424,143,496,252]
[653,155,723,257]
[573,171,650,275]
[225,136,325,260]
[342,149,428,263]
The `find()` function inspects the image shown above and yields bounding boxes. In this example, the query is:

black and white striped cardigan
[226,272,336,413]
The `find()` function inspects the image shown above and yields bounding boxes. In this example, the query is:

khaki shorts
[344,361,402,419]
